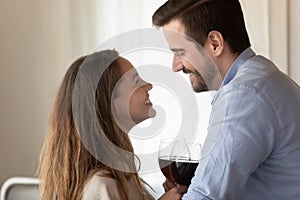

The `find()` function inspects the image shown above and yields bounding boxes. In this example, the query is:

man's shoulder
[227,55,287,94]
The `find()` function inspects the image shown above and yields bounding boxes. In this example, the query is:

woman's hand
[158,186,187,200]
[162,179,176,192]
[159,179,187,200]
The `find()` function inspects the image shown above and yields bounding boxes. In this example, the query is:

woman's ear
[206,30,224,57]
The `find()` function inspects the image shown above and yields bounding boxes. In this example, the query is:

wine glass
[158,139,201,186]
[170,140,201,186]
[158,139,176,184]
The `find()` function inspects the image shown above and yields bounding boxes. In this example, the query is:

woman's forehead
[117,57,137,76]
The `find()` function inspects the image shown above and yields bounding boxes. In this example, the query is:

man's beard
[192,70,208,92]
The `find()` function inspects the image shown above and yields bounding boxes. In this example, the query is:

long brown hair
[38,50,150,200]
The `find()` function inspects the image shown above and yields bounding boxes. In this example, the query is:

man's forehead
[162,21,192,47]
[163,19,185,33]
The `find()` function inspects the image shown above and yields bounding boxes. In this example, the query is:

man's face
[163,19,218,92]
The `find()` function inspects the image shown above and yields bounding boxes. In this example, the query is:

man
[153,0,300,199]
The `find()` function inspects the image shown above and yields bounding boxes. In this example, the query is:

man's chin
[192,83,209,93]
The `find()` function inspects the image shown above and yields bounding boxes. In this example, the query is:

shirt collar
[221,47,256,87]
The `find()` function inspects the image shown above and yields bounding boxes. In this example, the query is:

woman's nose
[141,79,153,91]
[145,82,153,91]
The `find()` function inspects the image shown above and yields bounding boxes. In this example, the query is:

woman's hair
[152,0,251,53]
[38,50,150,200]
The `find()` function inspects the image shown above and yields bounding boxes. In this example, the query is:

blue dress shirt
[183,48,300,200]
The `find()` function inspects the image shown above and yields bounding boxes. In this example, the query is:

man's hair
[152,0,251,53]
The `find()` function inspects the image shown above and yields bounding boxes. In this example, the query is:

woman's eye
[134,77,141,85]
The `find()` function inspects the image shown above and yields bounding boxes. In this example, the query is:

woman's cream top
[82,170,154,200]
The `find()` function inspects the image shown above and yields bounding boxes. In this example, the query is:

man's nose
[172,54,184,72]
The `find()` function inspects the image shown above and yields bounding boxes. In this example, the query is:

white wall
[0,0,102,185]
[1,0,52,186]
[241,0,300,83]
[289,0,300,83]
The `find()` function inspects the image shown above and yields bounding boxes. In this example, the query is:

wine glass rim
[160,138,201,145]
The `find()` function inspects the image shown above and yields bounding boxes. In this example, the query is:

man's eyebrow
[170,48,185,53]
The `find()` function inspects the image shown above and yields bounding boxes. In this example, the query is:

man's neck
[217,51,239,80]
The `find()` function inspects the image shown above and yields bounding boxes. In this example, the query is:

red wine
[171,158,198,186]
[159,157,175,183]
[159,157,198,186]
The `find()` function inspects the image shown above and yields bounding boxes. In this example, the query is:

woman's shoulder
[82,170,122,200]
[82,169,155,200]
[87,170,118,187]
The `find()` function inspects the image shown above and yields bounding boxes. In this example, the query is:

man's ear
[206,30,224,57]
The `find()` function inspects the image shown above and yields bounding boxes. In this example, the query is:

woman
[38,50,185,200]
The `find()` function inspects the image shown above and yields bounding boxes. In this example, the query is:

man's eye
[176,51,185,56]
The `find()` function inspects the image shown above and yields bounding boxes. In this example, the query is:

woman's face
[112,57,156,129]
